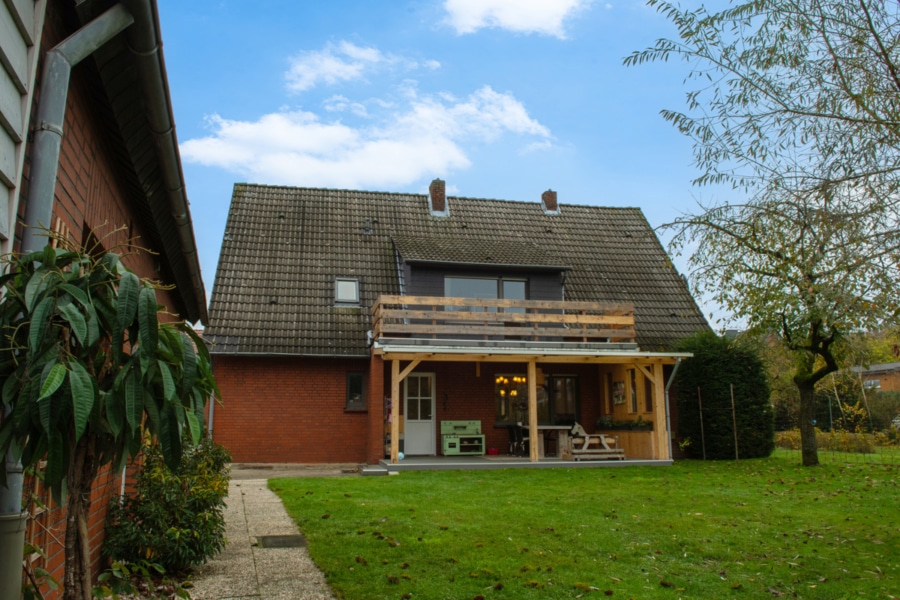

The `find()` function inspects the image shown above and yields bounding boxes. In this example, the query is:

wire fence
[773,432,900,465]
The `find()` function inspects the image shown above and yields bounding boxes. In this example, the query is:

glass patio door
[404,374,435,455]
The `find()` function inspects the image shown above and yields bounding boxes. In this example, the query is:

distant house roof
[851,362,900,376]
[205,184,709,356]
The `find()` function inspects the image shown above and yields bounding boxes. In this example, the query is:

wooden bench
[568,423,626,460]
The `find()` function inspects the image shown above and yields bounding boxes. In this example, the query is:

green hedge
[675,331,774,459]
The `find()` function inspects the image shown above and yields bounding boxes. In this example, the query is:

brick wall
[211,355,372,463]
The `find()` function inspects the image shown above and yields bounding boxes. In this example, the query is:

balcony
[371,295,636,346]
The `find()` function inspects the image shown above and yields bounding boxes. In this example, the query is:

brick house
[205,180,709,467]
[1,0,206,595]
[853,362,900,393]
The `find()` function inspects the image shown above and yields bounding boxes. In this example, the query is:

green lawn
[269,456,900,599]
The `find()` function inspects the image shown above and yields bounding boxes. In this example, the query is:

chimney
[429,178,448,215]
[541,189,559,214]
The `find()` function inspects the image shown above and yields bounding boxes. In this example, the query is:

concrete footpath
[188,464,358,600]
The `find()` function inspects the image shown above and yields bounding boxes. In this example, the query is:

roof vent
[541,189,560,215]
[429,179,449,216]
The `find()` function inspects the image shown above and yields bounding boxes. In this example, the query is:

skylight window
[335,278,360,304]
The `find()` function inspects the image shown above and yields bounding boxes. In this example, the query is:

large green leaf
[179,332,197,398]
[59,302,88,347]
[29,296,55,354]
[158,360,176,401]
[138,286,158,355]
[38,362,66,401]
[69,361,94,443]
[25,267,54,313]
[117,271,139,330]
[157,404,182,471]
[124,365,143,433]
[105,389,124,437]
[59,283,90,309]
[185,410,201,445]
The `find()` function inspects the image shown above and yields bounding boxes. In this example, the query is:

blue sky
[156,0,730,324]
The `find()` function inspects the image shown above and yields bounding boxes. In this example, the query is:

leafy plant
[104,435,231,573]
[93,559,190,599]
[0,242,219,600]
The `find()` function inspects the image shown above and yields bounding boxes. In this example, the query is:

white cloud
[323,95,369,117]
[443,0,592,38]
[285,41,441,93]
[180,86,551,189]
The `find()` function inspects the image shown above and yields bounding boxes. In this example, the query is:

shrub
[104,436,231,574]
[675,331,774,459]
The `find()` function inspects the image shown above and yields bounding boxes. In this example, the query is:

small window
[346,373,366,411]
[864,379,881,390]
[335,278,359,304]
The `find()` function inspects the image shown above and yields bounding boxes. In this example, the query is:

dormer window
[335,278,360,304]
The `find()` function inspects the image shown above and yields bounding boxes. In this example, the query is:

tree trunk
[797,381,819,467]
[63,436,96,600]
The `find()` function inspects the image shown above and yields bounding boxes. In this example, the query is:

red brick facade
[211,355,373,463]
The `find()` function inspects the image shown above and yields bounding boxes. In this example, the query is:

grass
[269,455,900,599]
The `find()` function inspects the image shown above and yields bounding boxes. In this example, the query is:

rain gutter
[120,0,207,323]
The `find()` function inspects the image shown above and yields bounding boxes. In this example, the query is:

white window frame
[335,277,360,304]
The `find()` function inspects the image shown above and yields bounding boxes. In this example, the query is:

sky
[156,0,733,325]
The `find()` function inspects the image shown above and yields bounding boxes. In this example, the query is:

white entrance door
[404,374,435,455]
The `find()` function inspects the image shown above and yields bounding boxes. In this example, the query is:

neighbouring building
[853,362,900,392]
[1,0,206,596]
[205,180,709,467]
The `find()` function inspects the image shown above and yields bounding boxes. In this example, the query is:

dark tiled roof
[205,185,709,356]
[392,235,569,269]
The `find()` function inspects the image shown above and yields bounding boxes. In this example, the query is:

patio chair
[507,423,530,456]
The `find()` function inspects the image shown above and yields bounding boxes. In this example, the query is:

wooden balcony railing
[372,295,636,344]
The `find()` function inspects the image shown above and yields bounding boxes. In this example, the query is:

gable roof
[205,184,709,356]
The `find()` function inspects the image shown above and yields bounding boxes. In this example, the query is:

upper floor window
[335,278,360,304]
[444,276,526,312]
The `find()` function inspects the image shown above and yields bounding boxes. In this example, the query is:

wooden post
[527,360,539,462]
[698,387,706,461]
[391,360,400,464]
[651,363,669,460]
[731,383,739,461]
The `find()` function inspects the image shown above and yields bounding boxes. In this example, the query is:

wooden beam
[398,359,421,382]
[389,359,421,464]
[375,351,680,365]
[390,360,400,464]
[527,360,539,462]
[652,363,669,460]
[635,363,657,385]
